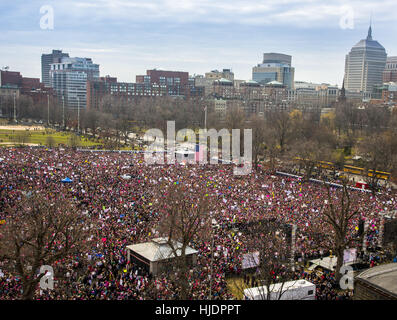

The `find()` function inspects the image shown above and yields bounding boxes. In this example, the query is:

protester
[0,147,396,300]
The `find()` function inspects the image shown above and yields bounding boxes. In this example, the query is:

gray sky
[1,0,396,86]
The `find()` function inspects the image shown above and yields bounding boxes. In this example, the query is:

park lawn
[226,276,245,300]
[0,129,101,147]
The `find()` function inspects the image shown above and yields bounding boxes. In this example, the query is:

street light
[47,94,50,127]
[62,95,65,129]
[204,105,207,130]
[77,96,80,135]
[13,91,16,122]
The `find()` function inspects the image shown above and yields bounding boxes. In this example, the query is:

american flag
[195,144,205,162]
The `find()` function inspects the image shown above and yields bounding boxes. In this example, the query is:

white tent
[308,255,355,272]
[126,238,198,275]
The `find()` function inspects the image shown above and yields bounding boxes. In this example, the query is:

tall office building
[383,56,397,83]
[41,50,69,87]
[252,53,295,89]
[50,57,99,109]
[344,26,387,94]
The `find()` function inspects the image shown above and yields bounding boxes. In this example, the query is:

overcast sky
[1,0,396,86]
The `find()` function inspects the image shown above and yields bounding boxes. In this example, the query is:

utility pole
[47,94,50,127]
[13,91,16,122]
[62,95,65,129]
[204,105,207,130]
[77,96,80,135]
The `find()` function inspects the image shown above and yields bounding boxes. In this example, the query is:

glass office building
[252,53,295,89]
[344,26,387,94]
[50,57,99,109]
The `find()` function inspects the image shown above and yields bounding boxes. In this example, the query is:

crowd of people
[0,147,396,300]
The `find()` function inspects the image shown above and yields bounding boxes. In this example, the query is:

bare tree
[0,194,89,300]
[11,130,30,146]
[359,132,395,194]
[68,133,80,149]
[322,180,359,282]
[156,184,210,300]
[265,110,292,154]
[232,219,296,300]
[46,135,56,148]
[248,114,266,170]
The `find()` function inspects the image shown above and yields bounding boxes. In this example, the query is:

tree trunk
[335,245,344,283]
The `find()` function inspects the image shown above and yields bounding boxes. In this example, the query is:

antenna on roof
[367,12,373,40]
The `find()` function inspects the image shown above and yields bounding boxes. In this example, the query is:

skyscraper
[41,50,69,87]
[252,53,295,89]
[344,26,387,94]
[50,57,99,109]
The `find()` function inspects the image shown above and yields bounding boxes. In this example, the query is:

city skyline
[1,0,397,85]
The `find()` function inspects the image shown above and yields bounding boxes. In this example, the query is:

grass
[226,276,246,300]
[0,129,101,147]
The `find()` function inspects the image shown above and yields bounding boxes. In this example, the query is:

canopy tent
[308,255,355,272]
[61,177,73,183]
[126,238,198,275]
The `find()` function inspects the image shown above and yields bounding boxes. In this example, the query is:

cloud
[1,0,397,85]
[53,0,397,27]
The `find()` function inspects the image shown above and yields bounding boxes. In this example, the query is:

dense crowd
[0,147,396,300]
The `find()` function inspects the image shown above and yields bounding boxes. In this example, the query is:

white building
[50,57,99,109]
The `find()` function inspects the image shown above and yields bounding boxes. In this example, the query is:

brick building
[0,70,53,105]
[383,56,397,83]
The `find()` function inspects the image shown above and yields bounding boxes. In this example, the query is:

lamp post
[77,96,80,135]
[62,95,65,129]
[13,91,16,122]
[204,105,207,130]
[47,94,50,127]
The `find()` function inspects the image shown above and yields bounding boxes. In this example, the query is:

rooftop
[127,237,198,262]
[244,279,315,297]
[352,26,385,50]
[356,263,397,296]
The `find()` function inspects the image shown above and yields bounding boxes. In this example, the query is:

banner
[242,252,260,269]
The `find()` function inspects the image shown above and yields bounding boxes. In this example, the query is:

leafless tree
[156,184,210,300]
[265,110,292,154]
[0,194,89,300]
[248,114,266,170]
[232,219,296,300]
[11,130,30,146]
[359,132,396,193]
[322,179,359,282]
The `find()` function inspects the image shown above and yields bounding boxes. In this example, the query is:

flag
[195,144,205,162]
